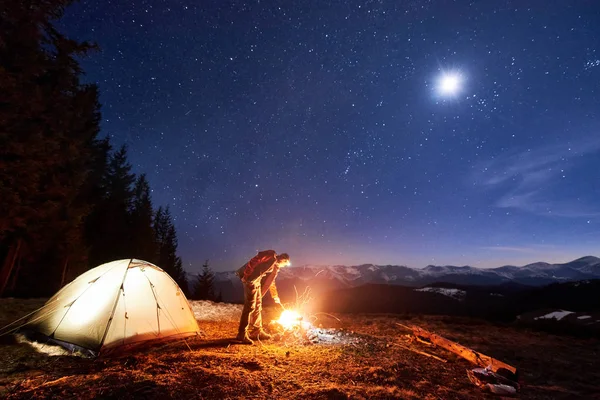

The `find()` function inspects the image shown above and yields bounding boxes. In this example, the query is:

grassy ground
[0,299,599,399]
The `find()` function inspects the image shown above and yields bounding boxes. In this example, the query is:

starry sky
[60,0,600,272]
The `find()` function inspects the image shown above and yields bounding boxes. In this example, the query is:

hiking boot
[249,329,272,341]
[234,332,254,345]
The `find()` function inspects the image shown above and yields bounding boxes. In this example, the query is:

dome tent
[21,259,200,356]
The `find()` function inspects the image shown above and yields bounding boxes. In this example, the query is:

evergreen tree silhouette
[154,206,188,295]
[87,145,136,267]
[193,260,216,301]
[130,174,157,262]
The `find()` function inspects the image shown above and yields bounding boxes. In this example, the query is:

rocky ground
[0,298,599,399]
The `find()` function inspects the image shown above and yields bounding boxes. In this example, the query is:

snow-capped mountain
[275,264,424,285]
[212,256,600,302]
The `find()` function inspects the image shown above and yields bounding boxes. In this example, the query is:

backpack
[241,250,276,281]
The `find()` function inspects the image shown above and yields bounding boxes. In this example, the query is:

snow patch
[578,315,592,320]
[15,334,75,357]
[190,300,242,321]
[534,310,574,321]
[343,266,361,276]
[415,287,466,300]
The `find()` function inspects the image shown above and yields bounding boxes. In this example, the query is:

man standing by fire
[234,250,291,344]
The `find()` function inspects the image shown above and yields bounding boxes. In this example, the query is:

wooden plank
[398,323,518,378]
[392,342,448,363]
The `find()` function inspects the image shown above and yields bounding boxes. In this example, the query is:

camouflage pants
[237,280,262,335]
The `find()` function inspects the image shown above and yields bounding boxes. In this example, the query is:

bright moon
[438,72,462,96]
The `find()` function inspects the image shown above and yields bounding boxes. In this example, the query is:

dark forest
[0,0,188,297]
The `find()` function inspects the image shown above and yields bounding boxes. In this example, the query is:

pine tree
[154,206,188,294]
[193,260,216,300]
[173,257,189,296]
[86,145,136,266]
[106,146,136,211]
[0,0,101,295]
[82,137,111,266]
[153,206,169,264]
[130,174,157,262]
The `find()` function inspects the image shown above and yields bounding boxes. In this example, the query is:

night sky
[60,1,600,272]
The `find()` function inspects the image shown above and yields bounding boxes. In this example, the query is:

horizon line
[199,254,599,273]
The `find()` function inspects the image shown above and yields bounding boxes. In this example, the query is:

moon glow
[437,72,462,96]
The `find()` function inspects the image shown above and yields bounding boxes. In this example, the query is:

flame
[277,309,303,330]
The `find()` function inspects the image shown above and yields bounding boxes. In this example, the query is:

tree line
[0,0,221,299]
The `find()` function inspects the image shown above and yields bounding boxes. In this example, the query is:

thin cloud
[473,136,600,217]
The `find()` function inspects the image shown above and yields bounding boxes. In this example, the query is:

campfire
[276,309,308,330]
[268,287,311,343]
[269,287,360,346]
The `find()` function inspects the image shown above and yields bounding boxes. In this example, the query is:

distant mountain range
[212,256,600,303]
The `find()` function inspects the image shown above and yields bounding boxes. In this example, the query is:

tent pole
[98,259,132,353]
[141,270,161,335]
